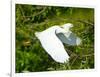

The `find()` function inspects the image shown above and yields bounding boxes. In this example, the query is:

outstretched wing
[56,31,81,46]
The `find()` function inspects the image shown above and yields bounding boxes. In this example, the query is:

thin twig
[79,53,94,57]
[76,19,94,26]
[18,5,25,18]
[22,7,47,18]
[70,55,78,66]
[54,15,94,26]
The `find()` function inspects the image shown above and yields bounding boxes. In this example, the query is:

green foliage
[16,4,94,73]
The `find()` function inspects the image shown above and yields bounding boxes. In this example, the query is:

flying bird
[35,23,81,63]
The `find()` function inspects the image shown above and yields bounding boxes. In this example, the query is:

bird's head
[61,23,73,31]
[55,27,67,34]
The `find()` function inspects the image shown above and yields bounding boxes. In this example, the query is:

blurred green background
[16,4,94,73]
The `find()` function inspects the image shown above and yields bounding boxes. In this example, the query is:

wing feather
[56,31,81,46]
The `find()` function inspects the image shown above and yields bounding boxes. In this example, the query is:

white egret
[35,23,81,63]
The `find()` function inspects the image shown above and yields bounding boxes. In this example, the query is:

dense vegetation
[16,4,94,73]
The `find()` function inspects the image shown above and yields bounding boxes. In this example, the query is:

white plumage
[35,23,81,63]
